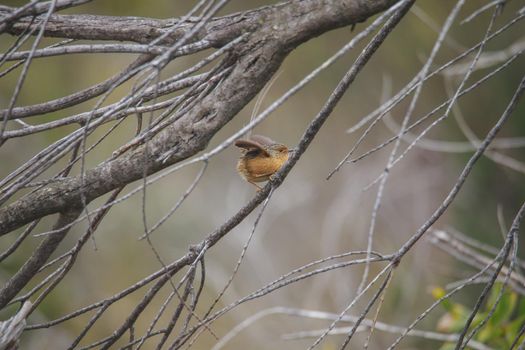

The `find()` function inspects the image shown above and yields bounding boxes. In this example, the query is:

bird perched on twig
[234,135,290,190]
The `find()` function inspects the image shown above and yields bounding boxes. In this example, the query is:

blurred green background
[1,0,524,348]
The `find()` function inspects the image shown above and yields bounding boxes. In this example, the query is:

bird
[234,135,290,190]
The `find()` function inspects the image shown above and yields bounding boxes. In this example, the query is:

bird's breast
[237,153,288,182]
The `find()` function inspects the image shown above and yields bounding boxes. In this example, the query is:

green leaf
[477,323,493,343]
[518,296,525,315]
[505,314,525,344]
[489,288,517,326]
[470,311,486,329]
[486,283,503,310]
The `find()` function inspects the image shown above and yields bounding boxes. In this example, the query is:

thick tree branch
[1,1,390,46]
[0,0,399,236]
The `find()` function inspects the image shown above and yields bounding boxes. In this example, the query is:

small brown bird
[235,135,290,190]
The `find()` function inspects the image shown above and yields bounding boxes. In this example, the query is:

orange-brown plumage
[235,135,289,190]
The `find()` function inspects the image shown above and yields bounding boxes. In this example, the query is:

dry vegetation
[0,0,524,349]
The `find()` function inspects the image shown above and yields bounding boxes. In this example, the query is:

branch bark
[2,1,390,46]
[0,0,399,236]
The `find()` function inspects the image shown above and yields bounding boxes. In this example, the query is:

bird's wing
[234,139,270,157]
